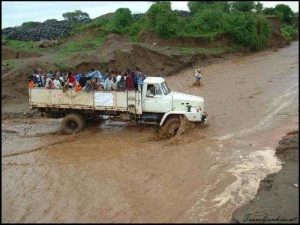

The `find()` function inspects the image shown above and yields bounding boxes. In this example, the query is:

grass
[172,46,240,55]
[57,35,106,57]
[5,40,42,52]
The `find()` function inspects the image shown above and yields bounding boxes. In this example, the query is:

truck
[29,77,207,137]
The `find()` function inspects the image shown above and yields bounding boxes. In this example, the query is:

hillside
[1,14,294,115]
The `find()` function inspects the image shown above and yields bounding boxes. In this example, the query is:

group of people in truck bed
[28,66,147,92]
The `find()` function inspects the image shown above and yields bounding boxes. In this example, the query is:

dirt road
[2,41,299,223]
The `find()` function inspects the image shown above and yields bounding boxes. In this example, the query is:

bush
[281,24,298,41]
[224,13,271,51]
[21,21,42,27]
[44,19,58,23]
[146,2,178,39]
[189,7,225,39]
[108,8,134,34]
[252,14,272,51]
[224,13,256,46]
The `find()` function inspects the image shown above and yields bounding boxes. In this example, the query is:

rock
[2,60,9,66]
[153,43,157,46]
[34,40,55,48]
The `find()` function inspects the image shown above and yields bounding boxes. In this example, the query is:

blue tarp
[85,70,105,84]
[75,70,105,85]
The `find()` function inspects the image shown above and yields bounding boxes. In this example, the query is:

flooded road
[2,41,299,223]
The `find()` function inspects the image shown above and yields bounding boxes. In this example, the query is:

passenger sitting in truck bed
[74,81,82,92]
[117,76,126,91]
[68,71,76,89]
[116,71,122,82]
[28,75,35,88]
[45,76,55,89]
[33,69,43,87]
[53,75,63,89]
[104,75,112,90]
[111,77,118,91]
[110,70,117,79]
[79,73,87,88]
[126,71,133,91]
[103,68,110,81]
[82,80,92,92]
[138,72,146,92]
[41,73,47,87]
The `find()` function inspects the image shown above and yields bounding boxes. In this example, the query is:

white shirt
[104,78,112,90]
[53,79,62,89]
[146,90,154,97]
[111,81,118,90]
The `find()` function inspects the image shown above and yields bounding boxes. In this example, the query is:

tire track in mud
[2,127,101,158]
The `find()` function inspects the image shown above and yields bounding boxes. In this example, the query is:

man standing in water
[195,68,202,86]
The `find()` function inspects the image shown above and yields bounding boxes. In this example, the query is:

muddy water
[2,42,299,223]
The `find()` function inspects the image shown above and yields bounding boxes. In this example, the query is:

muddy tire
[62,113,86,135]
[159,117,181,139]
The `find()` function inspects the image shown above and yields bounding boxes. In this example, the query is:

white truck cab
[142,77,206,125]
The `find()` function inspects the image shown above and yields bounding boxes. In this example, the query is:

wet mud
[2,41,299,223]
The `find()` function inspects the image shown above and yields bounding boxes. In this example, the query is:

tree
[62,10,90,23]
[146,2,178,38]
[44,19,58,23]
[274,4,295,24]
[188,1,215,15]
[231,1,255,13]
[262,7,276,15]
[21,21,42,27]
[109,8,134,34]
[188,1,230,15]
[255,2,263,14]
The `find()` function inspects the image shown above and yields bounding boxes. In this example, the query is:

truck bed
[29,88,143,114]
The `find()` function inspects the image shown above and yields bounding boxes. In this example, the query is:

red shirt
[126,75,133,90]
[69,75,75,84]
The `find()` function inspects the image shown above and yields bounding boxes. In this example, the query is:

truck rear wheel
[62,113,86,134]
[159,117,181,139]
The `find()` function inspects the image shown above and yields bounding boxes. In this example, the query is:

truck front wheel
[62,113,86,134]
[159,117,181,139]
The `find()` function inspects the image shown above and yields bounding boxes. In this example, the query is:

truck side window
[154,84,162,95]
[146,84,155,98]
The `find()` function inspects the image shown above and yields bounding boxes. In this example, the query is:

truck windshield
[161,82,171,95]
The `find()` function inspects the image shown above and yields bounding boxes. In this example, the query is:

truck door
[143,83,170,113]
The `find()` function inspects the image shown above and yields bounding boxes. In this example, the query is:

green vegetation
[107,8,135,34]
[3,2,298,56]
[44,19,58,23]
[59,1,296,51]
[21,21,42,27]
[58,35,106,57]
[62,10,90,22]
[263,4,296,24]
[174,46,239,55]
[281,24,298,41]
[146,2,178,39]
[54,60,66,70]
[4,39,40,52]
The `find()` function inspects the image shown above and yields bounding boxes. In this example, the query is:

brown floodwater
[2,41,299,223]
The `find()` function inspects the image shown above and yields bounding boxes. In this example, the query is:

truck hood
[171,91,204,112]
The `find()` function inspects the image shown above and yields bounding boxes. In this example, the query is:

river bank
[231,131,299,223]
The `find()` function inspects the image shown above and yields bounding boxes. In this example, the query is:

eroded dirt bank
[231,131,299,223]
[2,41,299,223]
